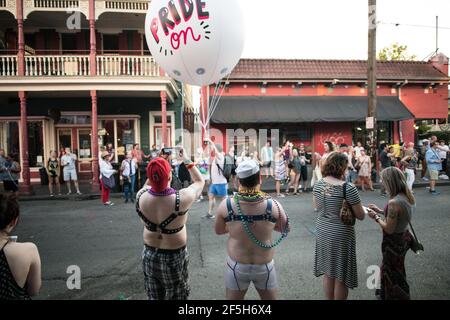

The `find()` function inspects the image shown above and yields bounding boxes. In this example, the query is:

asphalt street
[13,186,450,300]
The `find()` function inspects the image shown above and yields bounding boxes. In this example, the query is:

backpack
[217,155,234,181]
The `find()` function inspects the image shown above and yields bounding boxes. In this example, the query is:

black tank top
[0,241,31,300]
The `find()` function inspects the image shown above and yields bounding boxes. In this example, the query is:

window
[116,120,136,162]
[103,34,119,54]
[99,119,137,163]
[7,122,20,158]
[59,114,91,125]
[28,122,44,167]
[78,129,92,160]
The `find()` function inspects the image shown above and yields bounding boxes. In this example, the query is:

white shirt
[210,152,227,185]
[121,158,137,177]
[61,154,76,171]
[99,159,115,178]
[439,145,449,159]
[260,146,273,162]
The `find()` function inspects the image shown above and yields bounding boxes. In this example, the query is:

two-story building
[205,56,449,154]
[0,0,195,193]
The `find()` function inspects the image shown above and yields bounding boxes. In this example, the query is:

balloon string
[205,73,230,125]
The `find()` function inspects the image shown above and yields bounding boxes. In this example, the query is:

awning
[210,96,414,124]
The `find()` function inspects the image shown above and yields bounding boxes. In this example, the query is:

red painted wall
[212,83,398,97]
[313,123,353,154]
[401,119,416,145]
[399,85,448,119]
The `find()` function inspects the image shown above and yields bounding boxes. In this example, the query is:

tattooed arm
[376,200,400,235]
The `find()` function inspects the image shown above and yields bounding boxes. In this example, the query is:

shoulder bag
[340,182,356,226]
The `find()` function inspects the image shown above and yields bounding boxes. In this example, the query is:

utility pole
[368,0,379,174]
[436,15,439,54]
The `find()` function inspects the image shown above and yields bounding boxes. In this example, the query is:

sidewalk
[17,175,450,201]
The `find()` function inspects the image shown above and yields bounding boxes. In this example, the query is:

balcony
[0,54,160,77]
[20,0,149,19]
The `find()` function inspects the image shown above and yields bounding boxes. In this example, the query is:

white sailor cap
[235,159,260,179]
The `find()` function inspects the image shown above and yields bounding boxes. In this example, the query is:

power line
[379,21,450,30]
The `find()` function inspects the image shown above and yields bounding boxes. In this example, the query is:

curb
[18,180,450,202]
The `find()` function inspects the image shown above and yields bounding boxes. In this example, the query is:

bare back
[138,186,196,250]
[0,240,41,297]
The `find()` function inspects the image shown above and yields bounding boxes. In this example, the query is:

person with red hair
[136,151,204,300]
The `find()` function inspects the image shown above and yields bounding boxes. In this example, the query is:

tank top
[0,241,31,300]
[391,195,414,234]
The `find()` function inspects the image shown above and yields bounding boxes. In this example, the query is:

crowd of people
[0,135,443,301]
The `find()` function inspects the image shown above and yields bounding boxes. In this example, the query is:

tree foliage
[378,43,417,61]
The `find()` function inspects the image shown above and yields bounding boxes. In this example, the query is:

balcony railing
[0,56,18,76]
[0,54,161,77]
[0,0,6,8]
[25,55,90,76]
[34,0,79,8]
[96,56,160,77]
[105,0,148,11]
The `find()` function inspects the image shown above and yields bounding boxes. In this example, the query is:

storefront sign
[366,117,375,129]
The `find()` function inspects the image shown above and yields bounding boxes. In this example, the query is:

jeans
[124,174,136,201]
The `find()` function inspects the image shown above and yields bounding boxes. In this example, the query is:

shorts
[300,166,308,181]
[209,183,228,197]
[142,244,190,300]
[225,256,277,291]
[63,169,78,181]
[262,161,272,168]
[428,169,439,181]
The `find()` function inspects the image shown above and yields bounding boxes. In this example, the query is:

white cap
[235,159,260,179]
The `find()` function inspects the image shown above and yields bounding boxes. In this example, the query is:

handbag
[102,174,116,189]
[340,182,356,226]
[405,218,424,254]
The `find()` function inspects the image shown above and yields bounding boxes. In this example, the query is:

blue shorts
[209,183,228,197]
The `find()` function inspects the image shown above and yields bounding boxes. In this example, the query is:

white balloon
[145,0,245,86]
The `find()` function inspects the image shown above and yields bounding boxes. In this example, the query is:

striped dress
[313,179,361,289]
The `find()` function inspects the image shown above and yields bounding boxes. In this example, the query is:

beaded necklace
[237,188,266,202]
[148,187,176,197]
[233,194,290,250]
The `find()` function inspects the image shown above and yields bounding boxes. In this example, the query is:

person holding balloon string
[195,147,210,202]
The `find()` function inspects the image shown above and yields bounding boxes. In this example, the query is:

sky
[239,0,450,60]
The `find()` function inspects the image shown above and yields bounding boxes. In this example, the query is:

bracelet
[375,215,381,223]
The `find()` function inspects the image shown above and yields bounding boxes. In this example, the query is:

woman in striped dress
[313,152,366,300]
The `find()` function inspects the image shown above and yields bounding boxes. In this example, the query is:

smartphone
[162,148,173,155]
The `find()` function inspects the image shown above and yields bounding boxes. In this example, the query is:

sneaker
[125,199,129,203]
[76,191,82,195]
[67,192,72,195]
[104,201,115,206]
[276,194,286,198]
[203,213,215,219]
[50,193,54,197]
[422,177,429,181]
[430,190,440,195]
[130,198,135,203]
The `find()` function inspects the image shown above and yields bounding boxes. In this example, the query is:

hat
[235,159,260,179]
[100,151,110,159]
[147,158,171,192]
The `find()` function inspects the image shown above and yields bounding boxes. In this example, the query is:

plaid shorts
[142,244,190,300]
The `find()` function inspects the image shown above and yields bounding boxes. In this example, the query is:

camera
[162,148,173,156]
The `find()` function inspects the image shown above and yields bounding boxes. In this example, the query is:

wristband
[375,215,381,223]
